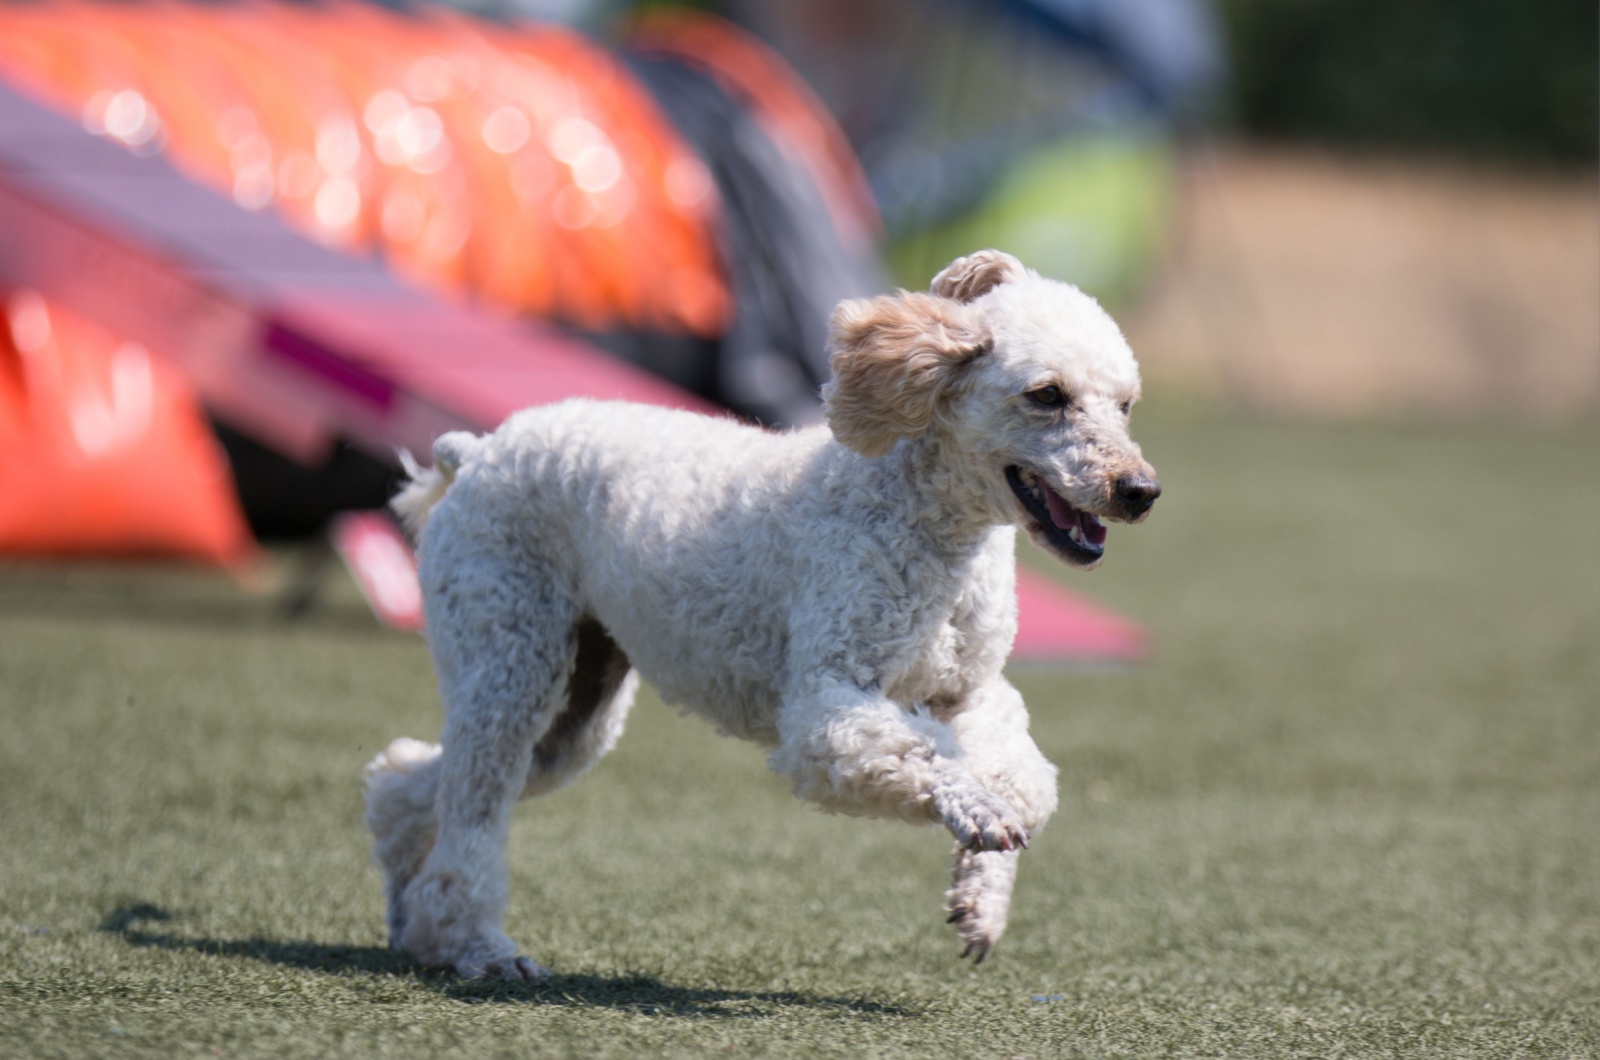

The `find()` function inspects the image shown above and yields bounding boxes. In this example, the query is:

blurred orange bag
[0,288,256,566]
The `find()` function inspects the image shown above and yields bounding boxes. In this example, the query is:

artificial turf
[1,414,1595,1058]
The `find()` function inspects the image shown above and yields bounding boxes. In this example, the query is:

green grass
[2,415,1596,1058]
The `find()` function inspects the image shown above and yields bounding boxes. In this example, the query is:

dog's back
[400,400,840,738]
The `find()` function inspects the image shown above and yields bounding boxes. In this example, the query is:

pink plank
[1013,570,1147,663]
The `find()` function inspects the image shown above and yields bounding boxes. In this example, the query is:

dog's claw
[959,823,1030,855]
[937,785,1031,854]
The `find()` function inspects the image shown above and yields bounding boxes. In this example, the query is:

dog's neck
[872,430,1014,557]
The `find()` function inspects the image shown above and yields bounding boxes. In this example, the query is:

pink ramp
[1012,571,1147,663]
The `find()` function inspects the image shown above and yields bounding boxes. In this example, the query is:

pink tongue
[1042,486,1079,532]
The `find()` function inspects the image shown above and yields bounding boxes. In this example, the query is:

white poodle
[364,250,1160,979]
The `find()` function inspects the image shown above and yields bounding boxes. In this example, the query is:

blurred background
[0,0,1592,576]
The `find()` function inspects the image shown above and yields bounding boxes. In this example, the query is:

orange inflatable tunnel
[0,287,256,567]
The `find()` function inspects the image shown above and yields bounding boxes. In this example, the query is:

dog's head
[822,249,1159,569]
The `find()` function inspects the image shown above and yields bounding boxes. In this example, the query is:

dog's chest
[884,566,1013,712]
[887,623,972,711]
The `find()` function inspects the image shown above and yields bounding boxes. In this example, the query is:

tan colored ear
[821,291,991,457]
[930,249,1026,303]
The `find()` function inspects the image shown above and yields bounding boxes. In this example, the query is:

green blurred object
[1219,0,1599,165]
[890,134,1174,305]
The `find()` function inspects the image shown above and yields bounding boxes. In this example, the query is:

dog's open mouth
[1005,465,1107,565]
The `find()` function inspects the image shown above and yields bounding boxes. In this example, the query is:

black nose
[1115,474,1161,517]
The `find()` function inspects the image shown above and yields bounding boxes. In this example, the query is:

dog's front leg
[942,679,1059,960]
[767,683,1029,853]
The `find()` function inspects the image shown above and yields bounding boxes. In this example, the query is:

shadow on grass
[0,563,392,638]
[99,904,912,1020]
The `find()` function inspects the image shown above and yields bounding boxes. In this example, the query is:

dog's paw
[936,786,1029,852]
[947,892,1006,964]
[461,954,550,982]
[951,919,997,964]
[945,847,1017,964]
[945,900,989,962]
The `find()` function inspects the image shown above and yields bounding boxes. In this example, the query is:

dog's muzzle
[1004,465,1108,566]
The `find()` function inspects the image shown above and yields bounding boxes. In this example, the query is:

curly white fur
[364,250,1159,978]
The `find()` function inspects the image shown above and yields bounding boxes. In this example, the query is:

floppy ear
[821,291,991,458]
[930,249,1026,303]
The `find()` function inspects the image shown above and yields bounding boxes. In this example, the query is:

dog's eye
[1118,399,1132,416]
[1026,385,1066,408]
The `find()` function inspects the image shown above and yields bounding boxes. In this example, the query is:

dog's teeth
[1067,525,1084,546]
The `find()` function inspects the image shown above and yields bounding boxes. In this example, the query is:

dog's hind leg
[522,617,638,799]
[396,554,581,981]
[364,738,443,948]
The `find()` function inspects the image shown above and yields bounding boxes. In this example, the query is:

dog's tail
[391,430,479,541]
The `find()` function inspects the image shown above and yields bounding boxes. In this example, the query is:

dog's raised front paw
[935,785,1029,852]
